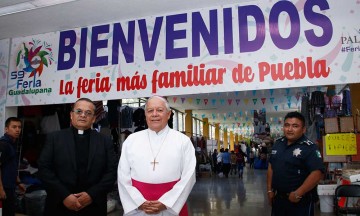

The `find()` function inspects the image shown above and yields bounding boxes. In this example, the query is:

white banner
[6,0,360,106]
[0,39,10,135]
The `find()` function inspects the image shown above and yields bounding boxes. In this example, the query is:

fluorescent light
[0,0,79,17]
[31,0,78,8]
[0,2,35,16]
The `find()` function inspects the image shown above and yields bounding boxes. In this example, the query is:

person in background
[195,150,202,177]
[38,98,117,216]
[118,96,196,216]
[236,151,246,179]
[217,148,224,176]
[245,143,251,165]
[0,117,26,216]
[265,123,271,136]
[259,142,268,168]
[229,151,237,175]
[267,111,324,216]
[222,148,231,178]
[248,144,255,169]
[211,149,218,174]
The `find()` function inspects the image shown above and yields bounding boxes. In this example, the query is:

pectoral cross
[150,158,159,171]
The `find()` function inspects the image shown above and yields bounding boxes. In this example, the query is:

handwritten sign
[325,133,357,155]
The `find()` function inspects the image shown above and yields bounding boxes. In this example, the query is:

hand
[150,201,167,212]
[138,201,152,211]
[288,191,301,203]
[63,194,82,211]
[267,191,274,206]
[17,183,26,194]
[139,200,167,214]
[73,192,92,210]
[0,187,6,200]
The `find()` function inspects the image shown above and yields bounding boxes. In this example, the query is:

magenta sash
[132,179,188,216]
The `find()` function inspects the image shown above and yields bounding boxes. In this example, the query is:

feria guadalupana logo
[16,39,54,78]
[8,39,54,96]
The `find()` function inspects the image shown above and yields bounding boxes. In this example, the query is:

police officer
[0,117,26,216]
[267,111,324,216]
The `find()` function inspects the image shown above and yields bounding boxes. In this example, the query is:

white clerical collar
[148,125,169,136]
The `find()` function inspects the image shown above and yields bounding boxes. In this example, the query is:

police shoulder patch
[300,139,314,146]
[275,136,285,142]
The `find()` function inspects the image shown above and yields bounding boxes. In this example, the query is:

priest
[38,98,117,216]
[118,96,196,216]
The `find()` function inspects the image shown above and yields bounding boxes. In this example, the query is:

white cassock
[118,125,196,216]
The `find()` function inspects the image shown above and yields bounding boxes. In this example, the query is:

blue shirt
[269,135,324,193]
[222,152,231,164]
[0,133,19,189]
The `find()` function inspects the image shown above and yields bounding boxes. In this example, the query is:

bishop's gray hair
[145,95,170,111]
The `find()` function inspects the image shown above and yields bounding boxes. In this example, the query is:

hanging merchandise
[94,101,106,123]
[168,110,174,129]
[332,95,342,109]
[120,106,133,128]
[342,87,352,116]
[107,100,121,128]
[324,95,337,118]
[133,108,146,127]
[40,112,61,134]
[310,91,326,140]
[133,107,147,132]
[311,91,326,112]
[301,93,312,127]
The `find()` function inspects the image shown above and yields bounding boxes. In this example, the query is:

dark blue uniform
[269,135,324,216]
[0,133,19,216]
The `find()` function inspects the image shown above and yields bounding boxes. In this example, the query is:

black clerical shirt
[72,127,90,192]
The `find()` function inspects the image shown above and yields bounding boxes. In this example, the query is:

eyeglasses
[72,109,94,117]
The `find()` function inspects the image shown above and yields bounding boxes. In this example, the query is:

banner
[0,39,10,135]
[6,0,360,106]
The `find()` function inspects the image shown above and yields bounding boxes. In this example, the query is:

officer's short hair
[5,117,21,127]
[284,112,305,127]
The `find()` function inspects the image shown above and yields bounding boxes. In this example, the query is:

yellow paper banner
[325,133,357,155]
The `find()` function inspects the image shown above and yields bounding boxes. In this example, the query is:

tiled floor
[109,166,336,215]
[187,169,334,216]
[14,166,336,216]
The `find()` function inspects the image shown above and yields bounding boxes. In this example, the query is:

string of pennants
[170,96,300,109]
[167,87,326,136]
[169,87,307,109]
[168,95,301,121]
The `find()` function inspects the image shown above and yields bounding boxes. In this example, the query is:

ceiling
[0,0,342,134]
[0,0,250,40]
